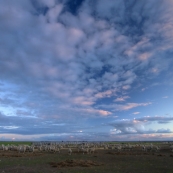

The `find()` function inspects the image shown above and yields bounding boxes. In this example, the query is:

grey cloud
[156,129,172,133]
[1,0,172,93]
[16,110,33,117]
[0,111,76,135]
[137,116,173,123]
[0,97,16,106]
[0,112,8,123]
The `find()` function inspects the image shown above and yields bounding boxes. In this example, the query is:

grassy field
[0,144,173,173]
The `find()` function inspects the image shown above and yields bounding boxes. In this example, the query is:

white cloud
[133,112,140,115]
[114,96,130,102]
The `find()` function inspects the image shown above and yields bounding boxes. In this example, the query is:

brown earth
[49,159,103,168]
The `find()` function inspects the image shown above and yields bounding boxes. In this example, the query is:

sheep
[25,145,31,152]
[4,146,9,151]
[153,146,160,152]
[142,145,150,152]
[68,148,72,155]
[38,145,43,152]
[0,144,5,151]
[10,145,18,151]
[49,145,57,153]
[123,144,132,151]
[117,145,122,152]
[77,145,84,152]
[18,145,26,153]
[89,147,95,154]
[127,144,133,151]
[108,145,115,150]
[115,145,122,152]
[28,146,35,153]
[81,147,89,154]
[55,145,62,153]
[103,145,108,150]
[41,145,48,152]
[142,144,152,152]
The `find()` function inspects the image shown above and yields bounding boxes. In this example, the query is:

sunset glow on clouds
[0,0,173,141]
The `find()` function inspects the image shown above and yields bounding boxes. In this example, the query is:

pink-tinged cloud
[98,110,112,116]
[95,90,115,99]
[80,108,112,116]
[72,96,95,106]
[139,52,152,61]
[115,102,152,111]
[122,85,131,90]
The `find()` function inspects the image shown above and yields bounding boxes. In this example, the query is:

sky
[0,0,173,141]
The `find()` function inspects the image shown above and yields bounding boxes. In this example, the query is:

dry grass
[0,147,173,173]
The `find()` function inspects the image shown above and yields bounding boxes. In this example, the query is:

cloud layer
[110,116,173,135]
[0,0,173,140]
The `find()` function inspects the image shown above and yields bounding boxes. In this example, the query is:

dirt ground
[0,148,173,173]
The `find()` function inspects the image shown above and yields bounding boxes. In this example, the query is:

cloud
[137,116,173,123]
[122,85,131,90]
[46,4,63,23]
[0,97,16,106]
[95,110,112,116]
[114,96,130,102]
[0,126,19,130]
[141,88,147,92]
[133,112,140,115]
[97,102,152,112]
[69,107,112,117]
[95,90,116,99]
[0,0,173,140]
[162,96,168,99]
[109,116,173,135]
[115,102,152,111]
[109,133,173,141]
[156,128,172,133]
[16,110,35,117]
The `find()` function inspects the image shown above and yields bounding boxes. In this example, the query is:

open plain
[0,142,173,173]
